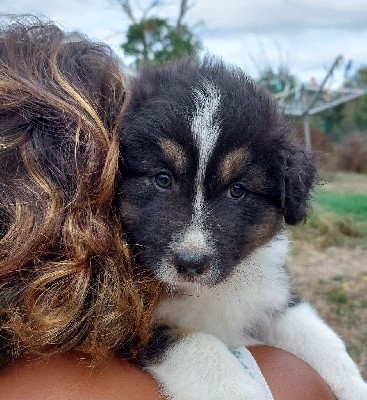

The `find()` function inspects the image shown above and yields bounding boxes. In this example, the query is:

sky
[1,0,367,87]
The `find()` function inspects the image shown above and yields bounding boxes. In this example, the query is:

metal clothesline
[274,56,367,152]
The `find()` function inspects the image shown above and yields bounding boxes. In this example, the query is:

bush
[336,132,367,173]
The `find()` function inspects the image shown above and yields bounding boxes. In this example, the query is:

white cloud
[191,0,367,35]
[1,0,366,83]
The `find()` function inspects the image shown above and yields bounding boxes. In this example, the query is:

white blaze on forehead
[191,80,221,219]
[169,80,221,268]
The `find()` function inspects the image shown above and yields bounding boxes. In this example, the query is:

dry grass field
[289,171,367,379]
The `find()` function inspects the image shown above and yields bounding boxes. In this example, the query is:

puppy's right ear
[281,149,317,226]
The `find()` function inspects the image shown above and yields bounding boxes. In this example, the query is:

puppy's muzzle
[174,251,211,276]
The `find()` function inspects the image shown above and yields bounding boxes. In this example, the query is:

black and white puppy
[119,58,367,400]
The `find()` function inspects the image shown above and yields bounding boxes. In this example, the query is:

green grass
[292,208,367,249]
[314,277,367,379]
[290,172,367,379]
[291,181,367,249]
[317,191,367,219]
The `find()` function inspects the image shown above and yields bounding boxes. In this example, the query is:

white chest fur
[156,233,292,348]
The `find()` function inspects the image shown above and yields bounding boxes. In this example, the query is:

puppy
[119,58,367,400]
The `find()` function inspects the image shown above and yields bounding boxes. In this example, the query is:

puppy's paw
[148,332,267,400]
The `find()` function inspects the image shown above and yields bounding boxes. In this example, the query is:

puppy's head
[119,58,316,287]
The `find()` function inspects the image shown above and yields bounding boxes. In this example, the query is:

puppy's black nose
[174,252,210,276]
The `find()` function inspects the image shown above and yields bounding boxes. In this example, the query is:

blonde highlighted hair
[0,16,159,368]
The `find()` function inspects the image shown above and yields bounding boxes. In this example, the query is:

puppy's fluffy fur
[120,58,367,399]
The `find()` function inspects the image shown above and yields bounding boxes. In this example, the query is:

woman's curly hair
[0,16,160,368]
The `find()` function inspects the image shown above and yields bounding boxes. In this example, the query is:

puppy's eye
[228,183,247,199]
[154,172,173,189]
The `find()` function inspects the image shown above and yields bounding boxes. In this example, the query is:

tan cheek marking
[251,211,283,247]
[219,148,249,185]
[240,209,284,259]
[159,139,187,175]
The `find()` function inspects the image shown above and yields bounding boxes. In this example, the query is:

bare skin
[0,346,335,400]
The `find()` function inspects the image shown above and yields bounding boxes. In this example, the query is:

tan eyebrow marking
[219,148,250,185]
[159,138,187,174]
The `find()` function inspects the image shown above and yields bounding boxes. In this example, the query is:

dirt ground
[289,241,367,283]
[288,240,367,379]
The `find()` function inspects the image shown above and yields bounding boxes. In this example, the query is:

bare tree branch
[142,0,162,20]
[116,0,137,23]
[176,0,194,29]
[115,0,164,22]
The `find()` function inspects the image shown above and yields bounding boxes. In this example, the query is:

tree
[354,95,367,131]
[339,66,367,133]
[257,64,297,94]
[356,66,367,86]
[117,0,201,66]
[353,66,367,131]
[316,104,345,141]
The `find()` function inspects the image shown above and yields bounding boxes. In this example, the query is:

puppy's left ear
[281,149,317,225]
